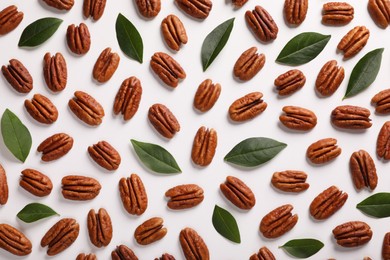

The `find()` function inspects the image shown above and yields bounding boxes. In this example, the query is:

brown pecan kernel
[350,150,377,190]
[331,105,372,129]
[24,94,58,124]
[0,5,23,35]
[154,253,176,260]
[232,0,248,8]
[315,60,345,96]
[284,0,308,25]
[179,228,209,260]
[279,106,317,131]
[113,76,142,121]
[245,6,278,42]
[37,133,74,161]
[368,0,390,28]
[150,52,186,88]
[271,170,309,192]
[161,14,188,51]
[0,224,32,256]
[42,0,74,10]
[383,232,390,259]
[376,121,390,159]
[371,89,390,114]
[88,141,121,171]
[136,0,161,18]
[20,168,53,197]
[307,138,341,164]
[83,0,107,20]
[260,204,298,239]
[228,92,267,122]
[148,103,180,139]
[322,2,354,25]
[0,164,8,205]
[337,26,370,59]
[165,184,204,210]
[119,173,148,215]
[68,91,105,126]
[1,59,33,93]
[66,23,91,55]
[309,185,348,220]
[93,47,120,83]
[134,217,167,245]
[191,126,217,166]
[175,0,212,19]
[87,208,113,247]
[249,246,276,260]
[43,52,67,92]
[41,218,79,256]
[220,176,255,210]
[61,175,101,200]
[193,79,221,112]
[332,221,372,247]
[233,47,265,81]
[111,245,138,260]
[274,69,306,96]
[76,253,97,260]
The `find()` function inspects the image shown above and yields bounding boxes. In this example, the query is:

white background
[1,0,390,259]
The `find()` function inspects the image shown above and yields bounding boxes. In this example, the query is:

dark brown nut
[41,218,79,256]
[284,0,308,25]
[37,133,74,161]
[165,184,204,210]
[1,59,33,93]
[150,52,186,88]
[88,141,121,171]
[322,2,354,25]
[83,0,107,20]
[135,0,161,18]
[376,121,390,159]
[87,208,113,247]
[148,103,180,139]
[233,47,265,81]
[368,0,390,28]
[62,175,101,200]
[68,91,105,126]
[337,26,370,59]
[279,106,317,131]
[193,79,221,112]
[315,60,345,96]
[332,221,372,247]
[179,227,209,260]
[0,164,8,205]
[306,138,341,164]
[383,232,390,260]
[66,23,91,55]
[24,94,58,124]
[42,0,74,10]
[161,14,188,51]
[0,5,23,35]
[371,89,390,114]
[191,126,217,166]
[274,69,306,96]
[245,6,279,42]
[76,253,97,260]
[271,170,309,192]
[134,217,167,245]
[232,0,248,7]
[0,224,32,256]
[154,253,176,260]
[93,47,120,83]
[220,176,255,210]
[119,173,148,215]
[113,76,142,121]
[259,204,298,239]
[309,185,348,220]
[350,150,377,191]
[331,105,372,129]
[20,168,53,197]
[43,52,67,92]
[228,92,267,122]
[249,246,276,260]
[111,245,138,260]
[175,0,212,19]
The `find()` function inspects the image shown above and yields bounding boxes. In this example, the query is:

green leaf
[18,17,62,47]
[17,203,59,223]
[356,192,390,218]
[276,32,331,65]
[212,205,240,243]
[1,109,32,162]
[224,137,287,167]
[201,18,234,71]
[131,139,181,174]
[115,13,143,63]
[343,48,384,99]
[280,238,324,258]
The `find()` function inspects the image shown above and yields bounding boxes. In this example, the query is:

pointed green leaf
[280,238,324,258]
[212,205,240,243]
[116,13,143,63]
[18,17,62,47]
[357,192,390,218]
[17,203,59,223]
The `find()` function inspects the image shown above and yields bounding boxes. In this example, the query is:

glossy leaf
[17,203,59,223]
[116,13,143,63]
[357,192,390,218]
[212,205,240,243]
[18,17,62,47]
[280,238,324,258]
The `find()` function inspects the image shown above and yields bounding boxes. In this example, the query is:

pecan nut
[233,47,265,81]
[93,47,120,83]
[0,5,23,35]
[165,184,204,210]
[119,173,148,215]
[150,52,186,88]
[24,94,58,124]
[193,79,221,112]
[274,69,306,96]
[337,26,370,59]
[376,121,390,159]
[0,224,32,256]
[309,185,348,220]
[43,52,67,92]
[155,253,176,260]
[279,106,317,131]
[315,60,345,96]
[284,0,308,25]
[88,140,121,171]
[260,204,298,238]
[66,23,91,55]
[2,59,33,93]
[368,0,390,28]
[271,170,309,192]
[249,246,275,260]
[161,14,188,51]
[135,0,161,18]
[20,168,53,197]
[134,217,167,245]
[331,105,372,129]
[371,89,390,114]
[322,2,354,25]
[37,133,74,161]
[148,103,180,139]
[350,150,377,190]
[68,91,105,126]
[41,218,79,255]
[0,164,8,205]
[113,76,143,121]
[232,0,248,8]
[76,253,97,260]
[175,0,212,19]
[332,221,372,247]
[228,92,267,122]
[83,0,107,20]
[306,138,342,164]
[111,245,138,260]
[383,232,390,259]
[220,176,255,210]
[42,0,74,10]
[245,6,278,42]
[62,175,101,200]
[87,208,113,247]
[191,126,217,166]
[179,227,209,260]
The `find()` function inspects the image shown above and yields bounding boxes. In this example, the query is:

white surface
[0,0,389,259]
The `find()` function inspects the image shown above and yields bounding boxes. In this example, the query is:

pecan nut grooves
[68,91,105,126]
[220,176,255,210]
[155,253,175,260]
[175,0,212,19]
[37,133,73,161]
[376,121,390,159]
[193,79,221,112]
[66,23,91,55]
[179,227,209,260]
[306,138,341,164]
[228,92,267,122]
[76,253,97,260]
[87,208,113,247]
[337,26,370,59]
[61,175,101,200]
[368,0,390,28]
[148,103,180,139]
[20,168,53,197]
[332,221,372,247]
[233,47,265,81]
[135,0,161,18]
[119,173,148,215]
[1,59,33,93]
[134,217,167,245]
[383,232,390,260]
[88,140,121,171]
[274,69,306,96]
[83,0,107,20]
[279,106,317,131]
[350,150,377,190]
[331,105,372,129]
[322,2,354,25]
[0,5,23,35]
[24,94,58,124]
[0,164,9,205]
[191,126,217,166]
[315,60,345,96]
[113,76,143,121]
[42,0,74,10]
[0,224,32,256]
[111,244,138,260]
[150,52,186,88]
[260,204,298,238]
[309,185,348,220]
[271,170,309,192]
[161,14,188,51]
[249,246,276,260]
[165,184,204,210]
[284,0,308,25]
[371,89,390,114]
[92,47,120,83]
[43,52,67,92]
[245,6,278,42]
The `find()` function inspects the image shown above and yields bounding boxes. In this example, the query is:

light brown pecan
[119,173,148,215]
[232,0,248,8]
[134,217,167,245]
[135,0,161,18]
[191,126,217,166]
[284,0,308,25]
[24,94,58,124]
[331,105,372,129]
[337,26,370,59]
[220,176,255,210]
[20,168,53,197]
[87,208,113,247]
[228,92,267,122]
[371,89,390,114]
[37,133,73,161]
[376,121,390,159]
[368,0,390,28]
[161,14,188,51]
[332,221,372,247]
[179,227,209,260]
[83,0,107,20]
[306,138,341,164]
[271,170,309,192]
[322,2,354,25]
[279,106,317,131]
[88,141,121,171]
[193,79,221,112]
[245,6,278,42]
[315,60,345,96]
[76,253,97,260]
[93,47,120,83]
[260,204,298,239]
[150,52,186,88]
[0,224,32,256]
[113,76,142,121]
[66,23,91,55]
[148,103,180,139]
[274,69,306,96]
[383,232,390,260]
[165,184,204,210]
[41,218,79,256]
[350,150,377,190]
[175,0,212,19]
[42,0,74,10]
[111,245,138,260]
[309,185,348,220]
[68,91,105,126]
[1,59,33,93]
[0,5,23,35]
[43,52,67,92]
[249,246,276,260]
[0,164,8,205]
[233,47,265,81]
[62,175,101,200]
[154,253,176,260]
